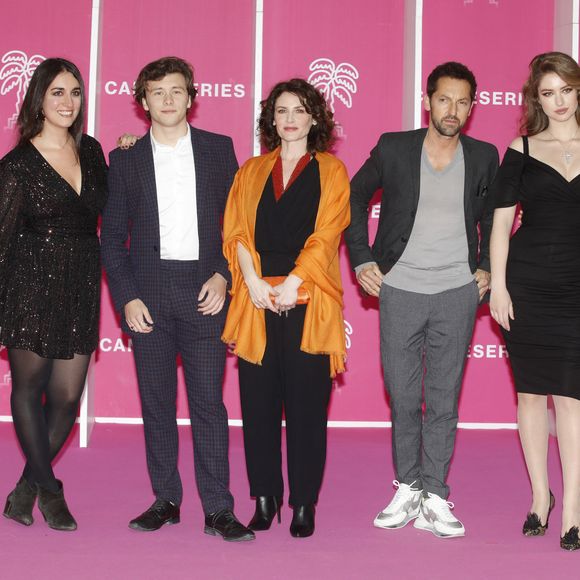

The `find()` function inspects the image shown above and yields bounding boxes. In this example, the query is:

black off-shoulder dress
[0,135,108,359]
[492,136,580,400]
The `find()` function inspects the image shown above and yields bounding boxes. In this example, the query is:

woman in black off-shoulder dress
[0,59,107,531]
[490,52,580,551]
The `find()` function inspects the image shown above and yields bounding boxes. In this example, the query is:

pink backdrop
[0,0,567,424]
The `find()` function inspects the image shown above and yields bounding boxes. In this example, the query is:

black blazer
[101,125,238,331]
[345,128,499,275]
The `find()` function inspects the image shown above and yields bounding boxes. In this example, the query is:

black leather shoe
[37,480,77,531]
[3,476,37,526]
[561,526,580,551]
[129,499,180,531]
[523,491,555,537]
[248,496,282,531]
[204,509,255,542]
[290,504,315,538]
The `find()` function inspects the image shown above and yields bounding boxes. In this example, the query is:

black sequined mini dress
[0,135,108,358]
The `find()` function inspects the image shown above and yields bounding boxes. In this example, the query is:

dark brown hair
[426,61,477,102]
[17,58,85,151]
[521,52,580,136]
[258,78,335,153]
[134,56,198,118]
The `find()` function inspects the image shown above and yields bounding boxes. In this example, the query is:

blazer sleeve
[477,144,500,273]
[212,137,238,284]
[100,150,140,313]
[344,136,384,269]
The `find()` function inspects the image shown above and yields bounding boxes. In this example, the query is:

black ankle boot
[37,480,77,531]
[3,476,37,526]
[290,504,315,538]
[248,496,282,531]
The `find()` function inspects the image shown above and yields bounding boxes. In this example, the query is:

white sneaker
[413,492,465,538]
[373,480,422,529]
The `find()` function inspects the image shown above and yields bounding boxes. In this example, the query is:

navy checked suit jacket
[101,126,238,332]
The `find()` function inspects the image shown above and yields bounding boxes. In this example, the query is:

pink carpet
[0,424,573,579]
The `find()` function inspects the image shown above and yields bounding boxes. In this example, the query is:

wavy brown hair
[522,52,580,136]
[134,56,198,119]
[17,58,85,152]
[258,78,335,153]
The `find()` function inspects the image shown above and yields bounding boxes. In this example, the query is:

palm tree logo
[308,58,359,114]
[0,50,46,129]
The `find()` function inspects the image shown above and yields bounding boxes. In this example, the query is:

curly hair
[17,58,85,152]
[134,56,198,118]
[521,52,580,136]
[258,78,335,153]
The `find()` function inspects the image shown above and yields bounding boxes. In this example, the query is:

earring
[312,120,317,125]
[272,121,276,126]
[36,110,45,121]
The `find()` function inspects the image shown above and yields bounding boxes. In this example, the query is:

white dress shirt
[151,126,199,260]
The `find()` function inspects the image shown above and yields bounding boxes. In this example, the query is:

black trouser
[238,305,331,507]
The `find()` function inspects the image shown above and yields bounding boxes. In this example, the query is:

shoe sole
[413,518,465,539]
[204,525,255,542]
[3,511,34,526]
[128,517,180,531]
[373,512,419,530]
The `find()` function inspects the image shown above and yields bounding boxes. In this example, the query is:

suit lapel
[410,128,426,206]
[459,134,473,219]
[137,132,161,236]
[191,126,209,228]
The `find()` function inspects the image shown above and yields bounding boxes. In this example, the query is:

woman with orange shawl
[222,79,349,538]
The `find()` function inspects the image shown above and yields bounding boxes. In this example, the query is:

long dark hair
[522,52,580,136]
[258,78,335,153]
[17,58,86,151]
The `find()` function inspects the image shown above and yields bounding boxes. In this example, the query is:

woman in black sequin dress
[0,59,107,531]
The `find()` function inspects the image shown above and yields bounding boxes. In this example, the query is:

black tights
[8,349,91,491]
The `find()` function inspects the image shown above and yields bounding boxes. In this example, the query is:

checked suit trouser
[131,260,233,514]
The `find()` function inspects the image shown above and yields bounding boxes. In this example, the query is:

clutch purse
[263,275,310,305]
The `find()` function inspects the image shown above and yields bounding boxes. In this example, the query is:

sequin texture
[0,135,108,358]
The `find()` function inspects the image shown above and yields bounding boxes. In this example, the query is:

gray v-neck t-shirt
[383,143,473,294]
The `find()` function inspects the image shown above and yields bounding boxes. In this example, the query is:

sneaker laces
[424,493,456,522]
[384,480,420,512]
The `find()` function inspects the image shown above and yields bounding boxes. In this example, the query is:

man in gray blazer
[345,62,498,538]
[101,57,254,541]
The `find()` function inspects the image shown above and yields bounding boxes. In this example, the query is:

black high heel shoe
[522,490,555,536]
[248,496,282,531]
[290,504,315,538]
[560,526,580,551]
[3,476,37,526]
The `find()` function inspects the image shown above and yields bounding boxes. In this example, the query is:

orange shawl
[222,148,350,377]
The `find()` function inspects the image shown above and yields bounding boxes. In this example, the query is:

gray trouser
[379,281,479,499]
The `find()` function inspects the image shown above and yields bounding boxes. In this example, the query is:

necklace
[546,126,580,164]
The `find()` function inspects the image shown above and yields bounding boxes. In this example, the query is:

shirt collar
[150,124,191,154]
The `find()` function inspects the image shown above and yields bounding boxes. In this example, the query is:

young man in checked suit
[101,56,254,541]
